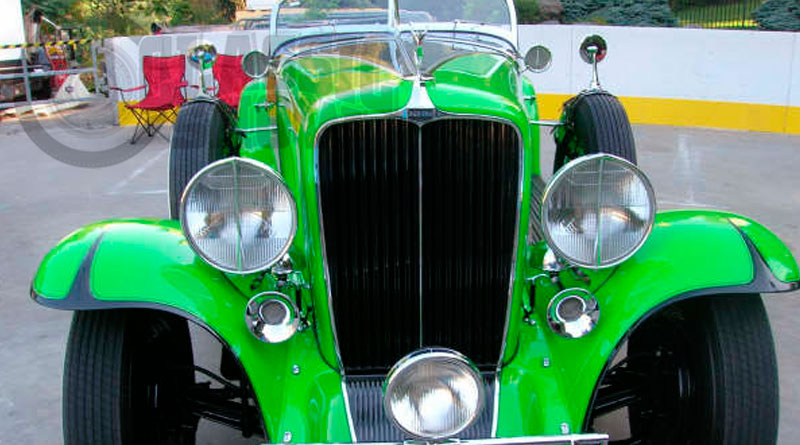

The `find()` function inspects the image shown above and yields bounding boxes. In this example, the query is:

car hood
[277,51,529,142]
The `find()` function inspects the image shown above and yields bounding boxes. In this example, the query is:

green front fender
[31,212,799,440]
[497,210,799,436]
[30,219,352,443]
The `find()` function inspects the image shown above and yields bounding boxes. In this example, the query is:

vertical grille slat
[318,119,520,374]
[421,120,519,368]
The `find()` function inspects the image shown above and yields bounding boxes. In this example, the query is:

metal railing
[0,39,102,111]
[671,0,762,29]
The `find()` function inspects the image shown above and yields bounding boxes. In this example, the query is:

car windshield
[272,0,517,73]
[397,0,512,29]
[276,0,390,31]
[274,33,415,76]
[275,0,513,33]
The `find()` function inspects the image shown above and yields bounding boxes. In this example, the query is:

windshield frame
[273,32,417,78]
[269,0,519,53]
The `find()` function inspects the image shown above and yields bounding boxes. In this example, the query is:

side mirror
[579,35,607,65]
[524,45,552,73]
[187,43,218,70]
[242,50,271,79]
[579,35,607,90]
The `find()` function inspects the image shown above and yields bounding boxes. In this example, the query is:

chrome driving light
[180,157,297,274]
[547,288,599,339]
[541,154,655,268]
[383,348,485,439]
[245,292,299,343]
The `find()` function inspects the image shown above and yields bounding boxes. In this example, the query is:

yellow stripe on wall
[117,96,800,135]
[117,102,179,127]
[537,94,800,135]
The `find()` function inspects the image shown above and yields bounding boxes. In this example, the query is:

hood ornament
[404,25,436,119]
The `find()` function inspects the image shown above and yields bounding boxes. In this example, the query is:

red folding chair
[210,54,251,110]
[111,55,188,144]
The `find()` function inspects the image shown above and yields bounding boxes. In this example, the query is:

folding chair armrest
[109,85,146,93]
[110,85,146,102]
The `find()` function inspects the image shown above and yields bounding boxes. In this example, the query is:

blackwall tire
[63,310,197,444]
[553,92,636,172]
[169,101,234,219]
[590,294,779,444]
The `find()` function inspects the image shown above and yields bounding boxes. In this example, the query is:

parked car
[31,0,798,444]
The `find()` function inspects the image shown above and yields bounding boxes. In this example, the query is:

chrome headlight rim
[179,157,298,275]
[383,348,486,440]
[541,153,656,269]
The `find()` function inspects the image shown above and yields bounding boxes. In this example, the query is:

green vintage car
[31,1,799,444]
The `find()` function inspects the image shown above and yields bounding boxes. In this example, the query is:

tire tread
[169,102,229,218]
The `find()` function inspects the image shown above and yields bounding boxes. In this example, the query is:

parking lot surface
[1,105,798,444]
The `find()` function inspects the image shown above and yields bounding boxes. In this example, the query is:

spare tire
[168,100,237,219]
[553,92,636,173]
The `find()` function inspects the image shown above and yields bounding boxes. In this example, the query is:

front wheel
[589,294,779,444]
[63,310,198,444]
[553,92,636,172]
[169,100,236,219]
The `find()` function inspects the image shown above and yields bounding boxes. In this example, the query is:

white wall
[519,24,798,108]
[0,0,26,62]
[107,30,270,102]
[106,25,800,115]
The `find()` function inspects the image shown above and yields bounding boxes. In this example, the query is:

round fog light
[383,348,485,439]
[245,292,299,343]
[547,288,600,339]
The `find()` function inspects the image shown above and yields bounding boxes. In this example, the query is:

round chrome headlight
[383,349,485,439]
[180,157,297,274]
[542,154,655,268]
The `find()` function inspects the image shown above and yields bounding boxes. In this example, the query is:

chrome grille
[318,118,520,373]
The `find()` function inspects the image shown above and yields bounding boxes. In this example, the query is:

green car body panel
[31,26,799,443]
[32,209,798,439]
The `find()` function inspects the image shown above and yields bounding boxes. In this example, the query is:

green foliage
[589,0,678,26]
[562,0,678,26]
[752,0,800,31]
[23,0,78,17]
[23,0,238,37]
[516,0,543,24]
[561,0,606,22]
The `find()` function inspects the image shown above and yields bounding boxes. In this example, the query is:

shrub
[752,0,800,31]
[589,0,678,26]
[562,0,679,26]
[516,0,544,23]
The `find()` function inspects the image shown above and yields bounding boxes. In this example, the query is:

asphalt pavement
[0,102,798,444]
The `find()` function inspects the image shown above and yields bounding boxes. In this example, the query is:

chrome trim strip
[341,378,358,442]
[264,435,609,445]
[418,120,424,347]
[313,112,524,372]
[529,120,563,127]
[236,125,278,133]
[491,374,500,437]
